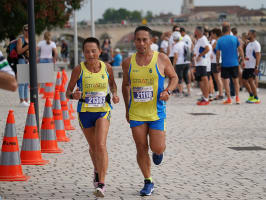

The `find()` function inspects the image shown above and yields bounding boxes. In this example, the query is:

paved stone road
[0,74,266,200]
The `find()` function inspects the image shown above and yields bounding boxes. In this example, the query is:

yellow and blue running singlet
[128,51,166,122]
[77,61,111,113]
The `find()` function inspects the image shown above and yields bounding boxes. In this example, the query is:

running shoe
[246,96,254,103]
[95,183,105,197]
[140,180,154,196]
[248,98,261,104]
[93,171,99,188]
[152,153,163,165]
[215,95,224,100]
[236,96,240,104]
[209,94,214,101]
[197,99,209,106]
[223,99,232,105]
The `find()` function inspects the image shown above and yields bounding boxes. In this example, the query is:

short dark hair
[231,27,237,35]
[196,26,203,33]
[172,25,180,32]
[180,27,186,33]
[249,29,256,36]
[82,37,100,51]
[211,28,222,37]
[222,25,230,34]
[134,26,152,37]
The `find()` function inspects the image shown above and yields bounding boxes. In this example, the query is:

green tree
[145,11,154,22]
[0,0,84,41]
[98,8,143,24]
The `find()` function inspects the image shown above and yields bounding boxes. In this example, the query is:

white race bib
[85,91,106,107]
[133,86,153,102]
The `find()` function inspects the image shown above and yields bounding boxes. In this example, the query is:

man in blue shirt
[112,48,122,67]
[216,23,244,104]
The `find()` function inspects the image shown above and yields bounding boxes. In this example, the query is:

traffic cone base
[0,110,30,181]
[20,103,49,165]
[41,141,63,153]
[56,130,70,142]
[0,166,30,181]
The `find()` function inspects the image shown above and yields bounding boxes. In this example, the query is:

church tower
[181,0,194,14]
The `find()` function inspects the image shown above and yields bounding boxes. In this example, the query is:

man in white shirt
[193,26,210,105]
[172,32,186,95]
[180,27,192,96]
[168,25,180,64]
[242,29,261,103]
[150,35,159,51]
[160,32,170,54]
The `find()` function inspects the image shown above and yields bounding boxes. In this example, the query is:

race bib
[133,86,153,102]
[84,91,106,107]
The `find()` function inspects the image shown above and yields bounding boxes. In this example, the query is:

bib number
[133,86,153,102]
[85,92,106,107]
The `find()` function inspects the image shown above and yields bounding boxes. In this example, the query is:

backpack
[6,37,25,74]
[184,44,191,62]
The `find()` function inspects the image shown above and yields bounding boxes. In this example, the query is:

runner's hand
[160,90,170,101]
[254,68,259,76]
[73,87,82,100]
[112,95,119,104]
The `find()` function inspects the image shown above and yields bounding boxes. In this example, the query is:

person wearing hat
[112,48,122,67]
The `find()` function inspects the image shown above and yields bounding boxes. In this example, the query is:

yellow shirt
[129,51,166,121]
[77,61,111,112]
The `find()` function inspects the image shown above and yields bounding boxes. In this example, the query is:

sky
[76,0,266,21]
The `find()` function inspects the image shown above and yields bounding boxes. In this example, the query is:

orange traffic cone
[41,98,63,153]
[68,99,75,120]
[20,103,49,165]
[39,83,45,94]
[55,72,62,92]
[0,110,30,181]
[53,90,70,142]
[60,83,75,130]
[43,82,54,99]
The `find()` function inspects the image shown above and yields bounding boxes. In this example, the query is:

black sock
[255,96,258,99]
[249,93,253,97]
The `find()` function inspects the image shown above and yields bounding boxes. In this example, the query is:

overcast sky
[76,0,266,21]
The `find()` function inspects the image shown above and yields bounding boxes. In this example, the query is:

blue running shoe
[152,153,163,165]
[140,180,154,196]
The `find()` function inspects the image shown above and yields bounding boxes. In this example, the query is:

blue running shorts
[130,118,166,131]
[78,111,111,128]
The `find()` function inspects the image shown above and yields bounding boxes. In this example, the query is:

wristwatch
[164,88,172,95]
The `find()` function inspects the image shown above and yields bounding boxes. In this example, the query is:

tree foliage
[97,8,154,24]
[0,0,84,41]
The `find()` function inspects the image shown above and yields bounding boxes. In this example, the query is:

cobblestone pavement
[0,75,266,200]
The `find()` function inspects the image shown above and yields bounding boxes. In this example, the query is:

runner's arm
[0,71,17,92]
[173,52,178,68]
[66,65,81,100]
[216,50,221,65]
[121,57,131,114]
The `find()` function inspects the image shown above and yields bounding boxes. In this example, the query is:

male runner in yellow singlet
[122,26,178,196]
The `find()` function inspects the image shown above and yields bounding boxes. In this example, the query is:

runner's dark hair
[134,26,153,38]
[82,37,100,51]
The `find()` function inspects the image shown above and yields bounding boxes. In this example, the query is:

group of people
[158,23,262,105]
[65,22,262,198]
[0,22,262,198]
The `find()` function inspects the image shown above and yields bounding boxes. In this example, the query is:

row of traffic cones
[0,69,76,181]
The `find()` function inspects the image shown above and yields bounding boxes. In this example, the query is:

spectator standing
[16,24,30,106]
[61,40,68,62]
[100,38,113,64]
[112,48,122,67]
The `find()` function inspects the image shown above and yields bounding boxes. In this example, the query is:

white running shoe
[19,101,29,107]
[94,184,105,197]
